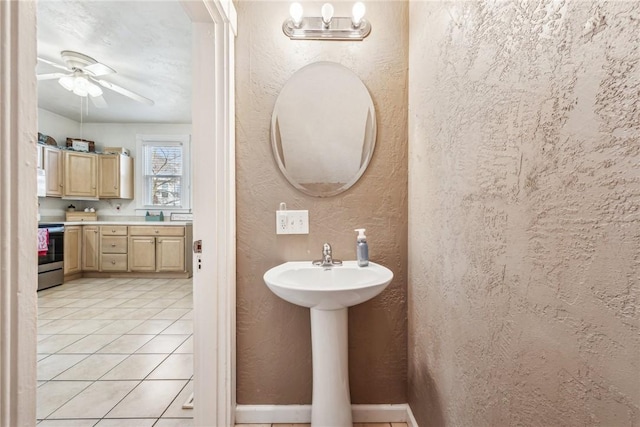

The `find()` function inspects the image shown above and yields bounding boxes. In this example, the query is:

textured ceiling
[37,1,192,124]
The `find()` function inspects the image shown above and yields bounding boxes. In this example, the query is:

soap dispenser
[355,228,369,267]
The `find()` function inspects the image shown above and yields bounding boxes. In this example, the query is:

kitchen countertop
[39,219,192,226]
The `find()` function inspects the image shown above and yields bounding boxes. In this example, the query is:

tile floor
[37,277,194,426]
[37,277,408,427]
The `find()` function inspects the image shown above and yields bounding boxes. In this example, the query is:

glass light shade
[289,2,303,27]
[87,83,103,97]
[352,2,366,27]
[321,3,334,25]
[58,76,75,91]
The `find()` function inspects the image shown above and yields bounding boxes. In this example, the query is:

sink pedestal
[310,307,352,427]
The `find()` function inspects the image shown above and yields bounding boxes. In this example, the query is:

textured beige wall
[408,1,639,426]
[235,1,408,404]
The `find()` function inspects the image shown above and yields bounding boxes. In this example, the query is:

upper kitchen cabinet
[99,154,134,199]
[43,146,64,197]
[64,151,98,199]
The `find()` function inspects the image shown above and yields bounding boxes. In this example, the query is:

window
[136,135,191,211]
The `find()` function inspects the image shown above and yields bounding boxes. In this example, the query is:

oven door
[38,225,64,290]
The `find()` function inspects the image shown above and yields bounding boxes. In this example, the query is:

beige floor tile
[37,354,88,380]
[155,418,194,427]
[136,334,190,354]
[101,354,168,380]
[49,380,140,419]
[63,298,103,308]
[59,319,116,334]
[97,334,156,354]
[94,319,145,334]
[90,298,129,308]
[38,334,86,354]
[152,308,191,320]
[38,298,80,308]
[148,354,193,380]
[37,334,52,342]
[116,298,157,308]
[168,298,193,309]
[63,307,107,320]
[160,320,192,335]
[180,310,193,320]
[38,353,51,362]
[94,418,156,427]
[38,318,83,334]
[161,379,193,418]
[174,336,193,354]
[57,334,121,354]
[36,380,92,419]
[37,418,99,427]
[54,354,128,380]
[106,380,187,418]
[127,319,174,334]
[143,298,180,309]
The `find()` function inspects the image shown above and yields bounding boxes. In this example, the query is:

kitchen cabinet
[129,226,186,273]
[43,146,64,197]
[64,151,97,198]
[99,154,134,199]
[63,225,82,277]
[37,145,43,169]
[82,226,99,271]
[100,226,128,272]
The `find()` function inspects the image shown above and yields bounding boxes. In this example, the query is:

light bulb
[321,3,334,26]
[352,2,366,27]
[289,2,303,27]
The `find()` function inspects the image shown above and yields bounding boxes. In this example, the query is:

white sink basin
[264,259,394,426]
[263,260,393,310]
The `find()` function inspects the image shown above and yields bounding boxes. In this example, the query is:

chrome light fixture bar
[283,2,371,41]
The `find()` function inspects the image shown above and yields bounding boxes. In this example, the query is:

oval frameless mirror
[271,61,377,197]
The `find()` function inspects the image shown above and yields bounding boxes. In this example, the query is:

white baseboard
[235,403,418,425]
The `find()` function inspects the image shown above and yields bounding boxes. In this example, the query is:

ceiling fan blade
[90,95,108,109]
[37,72,71,81]
[84,62,116,77]
[37,57,70,72]
[91,77,154,106]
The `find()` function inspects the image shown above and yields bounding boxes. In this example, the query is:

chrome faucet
[312,243,342,267]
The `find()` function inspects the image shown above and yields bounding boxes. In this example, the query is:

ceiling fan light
[87,83,103,97]
[58,76,75,91]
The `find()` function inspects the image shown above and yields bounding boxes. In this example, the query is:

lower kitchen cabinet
[156,237,185,272]
[63,226,82,277]
[100,227,128,272]
[65,224,191,277]
[82,226,99,271]
[129,236,156,272]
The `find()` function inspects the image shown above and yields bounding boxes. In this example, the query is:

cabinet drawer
[129,226,185,236]
[101,226,128,236]
[101,254,128,271]
[101,236,127,254]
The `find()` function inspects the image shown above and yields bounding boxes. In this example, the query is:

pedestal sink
[263,261,393,427]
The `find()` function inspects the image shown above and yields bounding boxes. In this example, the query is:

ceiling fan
[37,50,154,108]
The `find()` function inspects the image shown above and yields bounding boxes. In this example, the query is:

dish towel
[38,229,49,256]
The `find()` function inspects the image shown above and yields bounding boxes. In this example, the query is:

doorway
[0,1,236,426]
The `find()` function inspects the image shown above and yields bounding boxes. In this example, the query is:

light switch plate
[276,209,309,234]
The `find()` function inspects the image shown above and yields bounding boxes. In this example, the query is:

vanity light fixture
[283,1,371,41]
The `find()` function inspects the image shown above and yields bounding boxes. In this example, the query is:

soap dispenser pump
[355,228,369,267]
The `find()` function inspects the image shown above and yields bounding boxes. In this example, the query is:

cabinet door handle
[112,229,116,233]
[111,260,116,264]
[111,243,116,247]
[155,230,159,234]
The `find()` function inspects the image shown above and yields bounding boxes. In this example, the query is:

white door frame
[181,0,237,425]
[0,1,237,425]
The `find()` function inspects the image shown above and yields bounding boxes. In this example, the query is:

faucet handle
[322,243,331,255]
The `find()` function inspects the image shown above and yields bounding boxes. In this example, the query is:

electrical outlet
[276,209,309,234]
